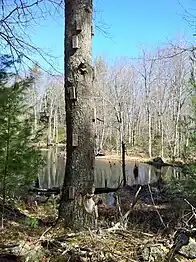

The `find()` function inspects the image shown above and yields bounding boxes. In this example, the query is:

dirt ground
[0,185,195,262]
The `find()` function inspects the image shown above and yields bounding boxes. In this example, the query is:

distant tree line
[30,44,196,160]
[93,45,196,160]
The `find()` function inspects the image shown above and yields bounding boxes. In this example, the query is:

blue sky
[30,0,195,73]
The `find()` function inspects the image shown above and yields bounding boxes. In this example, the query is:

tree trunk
[116,129,119,155]
[47,100,53,146]
[119,111,123,155]
[52,108,56,141]
[99,97,106,150]
[161,120,164,158]
[148,109,152,158]
[55,111,58,144]
[122,141,126,186]
[59,0,95,230]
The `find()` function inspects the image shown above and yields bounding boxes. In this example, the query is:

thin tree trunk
[33,105,37,131]
[55,111,58,144]
[33,83,37,132]
[148,110,152,157]
[116,129,119,155]
[53,108,56,141]
[99,98,106,150]
[128,121,131,144]
[47,100,53,146]
[173,103,180,158]
[94,107,99,154]
[122,141,126,186]
[1,108,10,229]
[161,121,164,158]
[120,111,123,155]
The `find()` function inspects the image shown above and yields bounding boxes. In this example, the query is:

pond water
[38,147,182,190]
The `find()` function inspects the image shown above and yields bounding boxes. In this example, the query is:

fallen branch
[28,187,60,195]
[39,226,53,241]
[147,183,166,229]
[107,186,142,232]
[29,187,119,195]
[0,243,19,249]
[184,199,196,219]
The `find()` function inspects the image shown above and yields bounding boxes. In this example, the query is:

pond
[38,147,183,190]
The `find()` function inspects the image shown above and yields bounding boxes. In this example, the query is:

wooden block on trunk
[72,35,79,49]
[69,86,77,101]
[75,19,82,32]
[72,134,78,147]
[68,186,75,200]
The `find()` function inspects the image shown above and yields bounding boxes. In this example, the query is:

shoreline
[95,154,151,162]
[37,144,194,165]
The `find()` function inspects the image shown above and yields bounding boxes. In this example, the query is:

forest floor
[1,180,196,262]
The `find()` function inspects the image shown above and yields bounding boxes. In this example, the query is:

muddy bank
[97,182,190,234]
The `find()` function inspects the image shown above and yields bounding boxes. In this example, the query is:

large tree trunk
[59,0,95,230]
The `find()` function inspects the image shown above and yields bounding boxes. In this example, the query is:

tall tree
[0,57,43,227]
[59,0,96,229]
[29,63,42,132]
[189,50,196,152]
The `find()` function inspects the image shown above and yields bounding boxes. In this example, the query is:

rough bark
[59,0,95,230]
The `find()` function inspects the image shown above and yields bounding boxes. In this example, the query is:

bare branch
[0,0,64,73]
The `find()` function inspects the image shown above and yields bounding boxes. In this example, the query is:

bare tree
[91,44,193,160]
[137,51,157,157]
[0,0,63,72]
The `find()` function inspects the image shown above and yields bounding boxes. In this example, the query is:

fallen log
[29,187,119,195]
[28,187,60,195]
[94,187,119,194]
[145,156,183,168]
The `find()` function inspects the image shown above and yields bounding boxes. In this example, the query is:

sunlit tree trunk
[99,98,106,150]
[47,100,53,146]
[161,120,164,158]
[148,109,152,158]
[55,111,59,144]
[59,0,95,230]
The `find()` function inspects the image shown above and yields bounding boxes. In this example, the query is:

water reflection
[38,147,179,189]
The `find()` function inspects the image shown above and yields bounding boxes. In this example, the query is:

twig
[116,195,123,218]
[0,243,19,249]
[132,186,141,209]
[87,228,97,246]
[39,226,53,240]
[147,183,166,229]
[103,240,137,262]
[107,186,142,232]
[184,199,196,219]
